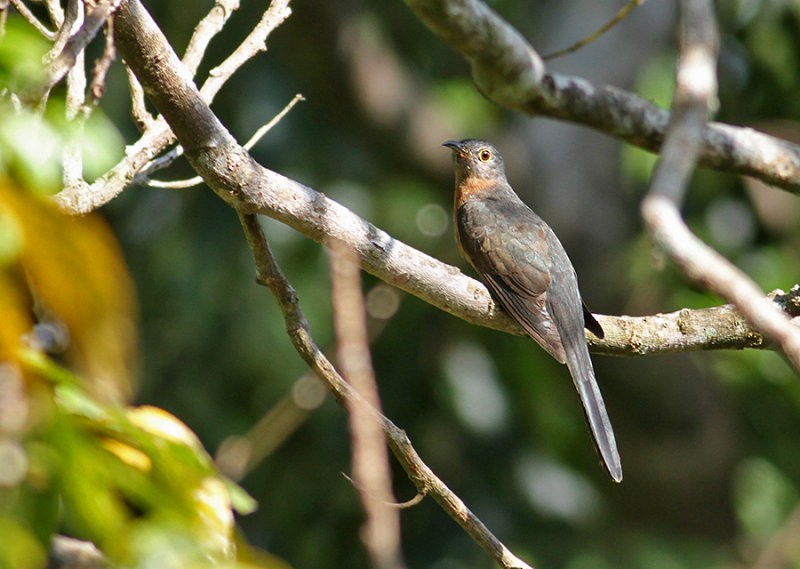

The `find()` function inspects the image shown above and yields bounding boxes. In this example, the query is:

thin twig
[33,0,123,104]
[62,0,86,192]
[146,93,304,189]
[55,0,292,213]
[542,0,648,60]
[44,0,65,30]
[341,473,428,510]
[49,0,80,59]
[199,0,291,101]
[63,0,85,120]
[330,239,405,569]
[126,66,154,131]
[238,213,534,569]
[242,93,304,149]
[89,17,116,103]
[8,0,56,39]
[182,0,241,76]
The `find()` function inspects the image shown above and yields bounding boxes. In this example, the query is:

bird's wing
[457,201,567,363]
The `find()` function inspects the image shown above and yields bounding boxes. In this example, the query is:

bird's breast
[454,177,497,210]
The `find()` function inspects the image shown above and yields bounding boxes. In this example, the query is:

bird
[443,138,622,482]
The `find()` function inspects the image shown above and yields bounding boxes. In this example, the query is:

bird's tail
[565,349,622,482]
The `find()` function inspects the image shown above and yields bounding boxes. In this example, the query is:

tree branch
[9,0,56,39]
[109,0,797,361]
[639,0,800,370]
[238,213,533,569]
[53,0,289,214]
[33,0,122,103]
[330,240,405,569]
[403,0,800,193]
[199,0,291,102]
[400,0,800,366]
[181,0,241,76]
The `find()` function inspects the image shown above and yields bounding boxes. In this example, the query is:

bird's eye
[478,149,492,162]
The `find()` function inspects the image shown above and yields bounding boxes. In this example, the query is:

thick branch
[403,0,800,193]
[591,304,765,356]
[405,0,543,105]
[111,0,797,359]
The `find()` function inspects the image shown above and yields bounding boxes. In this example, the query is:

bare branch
[55,118,175,213]
[402,0,544,107]
[35,0,122,102]
[242,93,304,150]
[182,0,240,76]
[644,0,719,204]
[238,212,533,569]
[110,0,799,360]
[44,0,65,30]
[639,0,800,370]
[330,240,405,569]
[89,18,116,103]
[126,66,153,131]
[54,0,291,214]
[542,0,648,60]
[62,0,86,192]
[199,0,291,101]
[9,0,56,39]
[146,93,304,189]
[591,304,764,356]
[49,0,80,57]
[403,0,800,193]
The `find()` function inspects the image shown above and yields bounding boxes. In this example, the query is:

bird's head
[442,138,506,182]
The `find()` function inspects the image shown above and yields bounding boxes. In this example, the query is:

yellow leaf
[100,439,152,473]
[0,180,137,402]
[127,405,203,451]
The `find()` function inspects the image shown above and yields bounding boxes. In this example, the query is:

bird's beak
[442,140,465,154]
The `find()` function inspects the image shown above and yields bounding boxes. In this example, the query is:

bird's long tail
[565,349,622,482]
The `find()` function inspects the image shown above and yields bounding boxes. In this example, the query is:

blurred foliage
[3,1,800,569]
[0,172,261,569]
[0,20,269,569]
[0,19,123,193]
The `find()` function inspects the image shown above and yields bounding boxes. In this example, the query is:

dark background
[99,1,800,567]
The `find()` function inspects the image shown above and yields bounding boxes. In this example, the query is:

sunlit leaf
[0,181,137,402]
